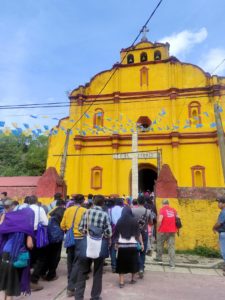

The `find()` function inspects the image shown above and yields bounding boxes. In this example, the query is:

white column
[132,131,138,198]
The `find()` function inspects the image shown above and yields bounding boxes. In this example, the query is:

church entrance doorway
[129,163,158,196]
[138,163,157,193]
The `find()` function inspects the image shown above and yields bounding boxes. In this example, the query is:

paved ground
[15,257,225,300]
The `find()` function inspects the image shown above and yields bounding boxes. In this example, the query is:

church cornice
[69,85,225,104]
[74,131,218,143]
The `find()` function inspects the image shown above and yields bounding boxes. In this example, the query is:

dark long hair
[115,207,139,240]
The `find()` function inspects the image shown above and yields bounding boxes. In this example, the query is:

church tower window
[140,52,148,62]
[188,101,201,125]
[93,108,104,128]
[191,165,206,187]
[154,50,161,61]
[140,67,149,86]
[91,166,103,190]
[127,54,134,64]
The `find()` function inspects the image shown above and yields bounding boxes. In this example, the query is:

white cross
[113,132,159,199]
[141,26,149,41]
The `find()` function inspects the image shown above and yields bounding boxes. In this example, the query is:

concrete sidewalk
[16,258,225,300]
[15,248,225,300]
[145,252,224,269]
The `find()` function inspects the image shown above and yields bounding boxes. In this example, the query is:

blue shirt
[218,208,225,232]
[218,208,225,223]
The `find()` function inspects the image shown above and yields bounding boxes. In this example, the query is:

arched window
[154,50,161,61]
[191,165,206,187]
[91,166,103,190]
[140,52,148,62]
[93,108,104,128]
[127,54,134,64]
[188,101,201,125]
[140,67,149,86]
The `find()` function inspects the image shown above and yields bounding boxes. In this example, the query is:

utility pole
[214,102,225,183]
[60,129,71,179]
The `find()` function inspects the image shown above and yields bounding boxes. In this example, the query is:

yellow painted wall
[156,198,220,250]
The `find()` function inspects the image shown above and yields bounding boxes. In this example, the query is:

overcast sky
[0,0,225,130]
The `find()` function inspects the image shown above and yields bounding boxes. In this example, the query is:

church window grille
[188,101,201,125]
[93,108,104,128]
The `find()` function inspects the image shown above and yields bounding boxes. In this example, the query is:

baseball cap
[162,199,169,205]
[217,198,225,204]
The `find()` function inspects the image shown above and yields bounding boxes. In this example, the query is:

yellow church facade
[46,39,225,249]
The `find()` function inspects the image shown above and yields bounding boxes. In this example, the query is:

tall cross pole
[132,130,138,199]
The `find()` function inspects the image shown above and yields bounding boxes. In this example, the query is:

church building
[46,34,225,249]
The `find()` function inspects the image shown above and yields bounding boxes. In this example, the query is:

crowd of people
[0,190,224,300]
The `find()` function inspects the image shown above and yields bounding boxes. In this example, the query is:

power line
[52,0,164,170]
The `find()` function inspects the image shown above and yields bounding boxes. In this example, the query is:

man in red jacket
[155,199,178,268]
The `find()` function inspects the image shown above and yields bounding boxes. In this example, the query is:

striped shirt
[79,206,112,238]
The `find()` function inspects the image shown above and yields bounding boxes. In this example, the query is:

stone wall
[178,187,225,200]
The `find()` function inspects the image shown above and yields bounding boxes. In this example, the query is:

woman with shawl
[115,206,144,288]
[0,200,34,300]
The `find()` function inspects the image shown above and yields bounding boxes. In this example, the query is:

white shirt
[30,204,48,230]
[109,206,123,225]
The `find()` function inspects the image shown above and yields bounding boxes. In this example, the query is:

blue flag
[0,121,5,127]
[23,123,30,129]
[210,122,216,128]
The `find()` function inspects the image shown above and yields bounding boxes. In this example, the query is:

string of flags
[0,105,224,137]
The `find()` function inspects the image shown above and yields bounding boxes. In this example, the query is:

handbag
[64,207,80,248]
[86,223,103,259]
[36,223,49,248]
[13,251,30,268]
[79,211,109,259]
[36,208,49,248]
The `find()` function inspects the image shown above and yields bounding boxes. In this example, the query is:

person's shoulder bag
[64,206,80,248]
[36,207,49,248]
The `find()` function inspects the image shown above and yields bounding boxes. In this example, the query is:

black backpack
[175,216,182,229]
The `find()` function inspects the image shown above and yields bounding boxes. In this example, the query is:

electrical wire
[50,0,164,170]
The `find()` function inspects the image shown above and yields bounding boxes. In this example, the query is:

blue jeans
[219,232,225,261]
[110,244,117,270]
[139,231,148,271]
[67,239,83,291]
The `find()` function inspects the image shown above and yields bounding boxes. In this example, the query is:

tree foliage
[0,134,48,176]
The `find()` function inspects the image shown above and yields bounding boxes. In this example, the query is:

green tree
[0,134,48,176]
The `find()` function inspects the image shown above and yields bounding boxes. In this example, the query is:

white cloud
[199,48,225,76]
[160,28,208,58]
